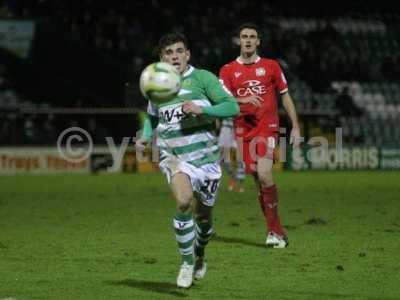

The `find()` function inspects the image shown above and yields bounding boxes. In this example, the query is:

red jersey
[219,56,288,139]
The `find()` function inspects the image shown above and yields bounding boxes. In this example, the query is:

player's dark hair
[236,22,260,36]
[157,32,189,54]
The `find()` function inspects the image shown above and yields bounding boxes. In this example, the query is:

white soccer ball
[139,62,181,104]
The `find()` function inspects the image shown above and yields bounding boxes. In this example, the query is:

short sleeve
[219,64,233,93]
[273,61,289,94]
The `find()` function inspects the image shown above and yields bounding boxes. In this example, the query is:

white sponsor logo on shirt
[234,72,242,78]
[236,80,267,97]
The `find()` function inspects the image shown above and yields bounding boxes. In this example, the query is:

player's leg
[234,144,245,192]
[170,172,195,287]
[220,146,237,191]
[192,163,221,280]
[255,137,288,248]
[193,200,213,280]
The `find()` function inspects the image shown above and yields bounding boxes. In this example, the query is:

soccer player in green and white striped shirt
[135,33,239,288]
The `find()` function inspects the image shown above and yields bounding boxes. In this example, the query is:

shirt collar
[236,55,260,64]
[182,65,194,77]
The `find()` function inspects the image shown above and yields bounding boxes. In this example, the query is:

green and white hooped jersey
[147,66,234,167]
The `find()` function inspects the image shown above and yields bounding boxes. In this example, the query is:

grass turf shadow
[106,279,188,298]
[213,235,266,249]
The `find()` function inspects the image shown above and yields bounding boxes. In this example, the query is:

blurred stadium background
[0,0,399,173]
[1,1,400,299]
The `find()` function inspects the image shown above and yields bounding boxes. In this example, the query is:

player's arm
[282,92,300,130]
[135,102,159,152]
[183,70,239,118]
[282,92,302,148]
[273,61,302,147]
[141,114,158,140]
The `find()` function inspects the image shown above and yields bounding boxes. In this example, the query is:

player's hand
[135,137,148,153]
[290,127,302,148]
[182,101,203,115]
[237,95,264,107]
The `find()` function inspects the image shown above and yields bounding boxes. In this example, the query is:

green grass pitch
[0,171,399,300]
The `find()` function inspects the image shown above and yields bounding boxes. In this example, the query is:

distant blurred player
[218,118,245,192]
[219,23,302,248]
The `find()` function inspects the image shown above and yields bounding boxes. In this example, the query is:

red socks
[258,185,285,236]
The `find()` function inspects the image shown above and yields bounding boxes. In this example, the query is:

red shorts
[236,131,279,174]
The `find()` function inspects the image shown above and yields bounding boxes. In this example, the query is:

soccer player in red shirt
[219,23,302,248]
